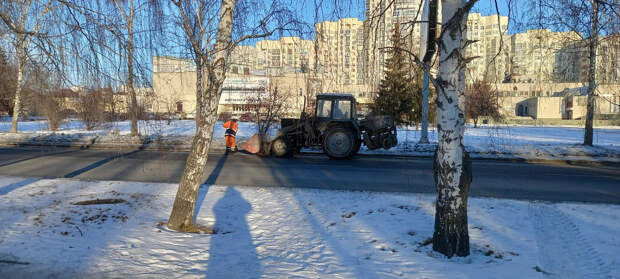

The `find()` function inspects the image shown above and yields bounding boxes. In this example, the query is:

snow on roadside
[1,176,618,278]
[364,125,620,162]
[0,120,261,147]
[1,119,619,161]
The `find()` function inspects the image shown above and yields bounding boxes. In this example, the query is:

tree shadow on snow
[0,178,40,196]
[205,187,262,279]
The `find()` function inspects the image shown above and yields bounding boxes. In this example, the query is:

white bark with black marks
[10,40,24,133]
[432,0,475,258]
[112,0,139,137]
[167,0,237,232]
[2,0,54,133]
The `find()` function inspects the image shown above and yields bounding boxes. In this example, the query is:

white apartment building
[315,18,366,88]
[463,13,510,83]
[554,34,620,84]
[508,29,579,83]
[364,0,425,90]
[228,37,316,77]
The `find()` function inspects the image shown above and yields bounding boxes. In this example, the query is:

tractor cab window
[317,99,332,118]
[333,100,351,120]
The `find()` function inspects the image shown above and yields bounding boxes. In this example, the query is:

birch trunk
[167,0,236,232]
[584,0,598,146]
[195,58,203,128]
[127,0,139,137]
[10,40,24,133]
[432,0,473,258]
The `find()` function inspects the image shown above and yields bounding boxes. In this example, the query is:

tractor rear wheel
[324,127,355,159]
[271,137,292,157]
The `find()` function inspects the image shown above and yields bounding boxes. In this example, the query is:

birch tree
[167,0,294,232]
[111,0,140,136]
[364,0,476,257]
[431,0,476,257]
[0,0,56,133]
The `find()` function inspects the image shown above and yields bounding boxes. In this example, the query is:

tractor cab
[315,93,357,122]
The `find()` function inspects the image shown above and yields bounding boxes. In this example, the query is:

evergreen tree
[371,21,418,125]
[0,47,16,115]
[409,69,423,124]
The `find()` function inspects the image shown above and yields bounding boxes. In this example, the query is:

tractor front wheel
[324,127,355,159]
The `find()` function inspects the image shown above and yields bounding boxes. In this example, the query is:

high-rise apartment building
[257,37,316,75]
[464,13,510,83]
[228,37,315,76]
[364,0,424,89]
[315,18,366,91]
[508,29,579,83]
[555,34,620,84]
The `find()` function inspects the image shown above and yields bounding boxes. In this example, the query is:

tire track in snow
[529,202,613,279]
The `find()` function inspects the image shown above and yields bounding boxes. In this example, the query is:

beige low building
[498,83,620,119]
[153,56,325,119]
[218,73,318,118]
[514,97,563,119]
[152,57,198,117]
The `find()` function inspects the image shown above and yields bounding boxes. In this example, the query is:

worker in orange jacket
[223,117,239,154]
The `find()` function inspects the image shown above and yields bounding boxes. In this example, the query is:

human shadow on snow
[205,187,262,279]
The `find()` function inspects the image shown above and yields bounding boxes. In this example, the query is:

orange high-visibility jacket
[223,120,238,137]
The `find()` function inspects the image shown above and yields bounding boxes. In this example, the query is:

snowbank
[1,119,619,161]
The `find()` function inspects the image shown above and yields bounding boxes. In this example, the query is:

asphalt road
[1,146,619,204]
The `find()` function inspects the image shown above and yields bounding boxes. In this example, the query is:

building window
[333,100,351,120]
[317,99,332,118]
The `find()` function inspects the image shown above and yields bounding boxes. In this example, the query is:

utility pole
[420,71,430,143]
[418,0,437,144]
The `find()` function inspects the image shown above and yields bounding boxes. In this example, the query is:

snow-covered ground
[1,119,619,161]
[0,119,261,149]
[0,118,245,138]
[364,124,620,162]
[0,176,618,278]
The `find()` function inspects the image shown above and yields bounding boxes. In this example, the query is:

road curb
[0,140,227,153]
[2,140,619,166]
[345,152,620,167]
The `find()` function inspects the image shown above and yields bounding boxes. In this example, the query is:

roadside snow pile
[366,125,620,162]
[1,119,619,161]
[0,176,619,278]
[0,120,260,150]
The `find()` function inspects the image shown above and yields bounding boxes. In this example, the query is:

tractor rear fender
[321,122,361,141]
